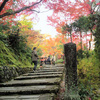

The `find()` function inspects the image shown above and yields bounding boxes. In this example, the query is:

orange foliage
[41,34,66,57]
[56,27,62,33]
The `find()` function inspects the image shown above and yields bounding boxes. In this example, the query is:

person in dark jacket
[32,47,38,71]
[47,56,51,64]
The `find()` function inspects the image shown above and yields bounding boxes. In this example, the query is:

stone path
[0,64,64,100]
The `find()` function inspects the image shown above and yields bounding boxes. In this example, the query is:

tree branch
[0,0,9,12]
[29,9,50,13]
[0,0,42,18]
[89,27,95,35]
[28,10,40,13]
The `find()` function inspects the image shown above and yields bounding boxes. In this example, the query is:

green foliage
[72,13,100,61]
[0,22,32,67]
[62,24,72,33]
[0,23,10,32]
[55,58,64,64]
[77,49,92,59]
[0,41,21,66]
[19,16,33,29]
[77,53,100,99]
[0,39,32,67]
[37,48,43,57]
[8,33,27,54]
[6,9,13,13]
[87,13,100,61]
[0,32,8,45]
[72,16,90,33]
[93,14,100,60]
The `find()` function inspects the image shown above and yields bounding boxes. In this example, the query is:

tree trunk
[80,31,82,50]
[86,32,88,50]
[70,31,72,43]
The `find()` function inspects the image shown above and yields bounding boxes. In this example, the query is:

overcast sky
[33,9,58,37]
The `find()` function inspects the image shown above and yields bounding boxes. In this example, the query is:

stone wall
[0,66,33,83]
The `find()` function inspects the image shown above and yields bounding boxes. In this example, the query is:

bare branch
[28,10,40,13]
[29,9,50,13]
[0,0,42,18]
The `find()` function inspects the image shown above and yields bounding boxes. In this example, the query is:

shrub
[77,53,100,100]
[77,49,92,59]
[55,59,64,64]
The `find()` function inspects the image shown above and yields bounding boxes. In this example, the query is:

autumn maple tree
[40,34,67,57]
[47,0,99,51]
[1,0,100,21]
[0,0,100,51]
[0,0,42,17]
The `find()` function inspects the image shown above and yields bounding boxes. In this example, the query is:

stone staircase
[0,64,64,100]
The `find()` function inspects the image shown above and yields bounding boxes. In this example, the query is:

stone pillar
[64,42,80,100]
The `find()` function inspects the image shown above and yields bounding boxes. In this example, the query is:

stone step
[14,74,62,80]
[24,72,63,76]
[0,93,55,100]
[0,64,64,100]
[31,69,63,73]
[0,78,61,87]
[0,85,59,95]
[41,67,64,70]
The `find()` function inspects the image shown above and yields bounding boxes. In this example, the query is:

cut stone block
[0,78,61,87]
[24,72,63,76]
[0,85,59,95]
[0,93,55,100]
[15,74,62,80]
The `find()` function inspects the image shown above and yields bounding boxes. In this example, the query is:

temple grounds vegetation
[0,28,32,67]
[77,50,100,100]
[0,0,100,99]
